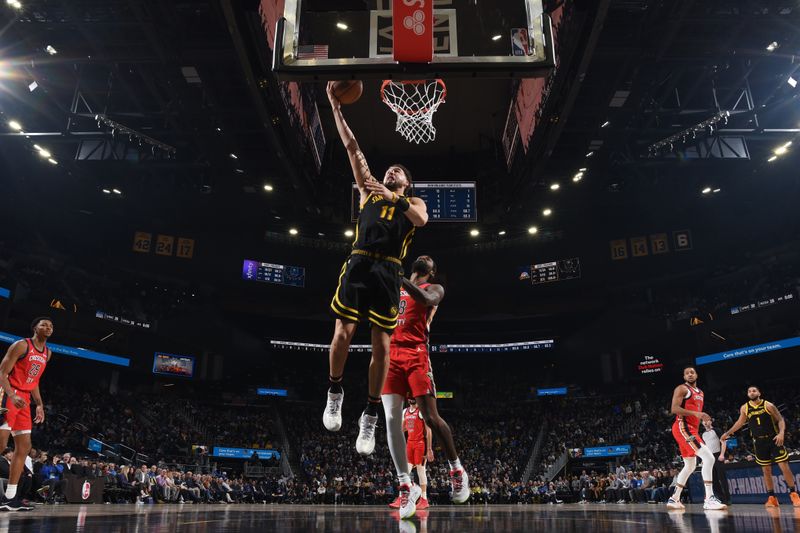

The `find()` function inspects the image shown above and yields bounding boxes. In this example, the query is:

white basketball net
[381,79,447,144]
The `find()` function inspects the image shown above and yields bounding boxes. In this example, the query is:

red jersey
[9,338,49,392]
[393,283,433,345]
[675,383,704,430]
[403,407,426,444]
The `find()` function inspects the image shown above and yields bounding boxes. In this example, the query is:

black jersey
[746,400,778,438]
[353,193,416,260]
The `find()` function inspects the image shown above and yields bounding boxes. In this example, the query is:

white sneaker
[449,467,470,504]
[666,498,685,510]
[703,495,727,510]
[355,412,378,456]
[398,484,417,520]
[323,390,344,432]
[409,483,422,505]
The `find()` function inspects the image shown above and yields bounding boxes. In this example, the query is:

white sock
[448,458,462,471]
[696,445,716,499]
[381,394,411,483]
[5,484,17,499]
[673,456,696,500]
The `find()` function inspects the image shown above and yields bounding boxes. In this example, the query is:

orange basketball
[331,80,363,105]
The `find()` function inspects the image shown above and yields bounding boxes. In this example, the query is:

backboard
[272,0,555,81]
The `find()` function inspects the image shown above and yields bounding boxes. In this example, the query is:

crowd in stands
[0,373,795,506]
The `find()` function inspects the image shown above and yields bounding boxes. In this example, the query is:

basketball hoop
[381,79,447,144]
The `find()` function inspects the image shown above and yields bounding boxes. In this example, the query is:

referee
[702,418,730,504]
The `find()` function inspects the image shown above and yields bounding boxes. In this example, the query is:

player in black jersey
[721,385,800,507]
[322,82,429,458]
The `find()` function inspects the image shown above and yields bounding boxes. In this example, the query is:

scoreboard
[242,260,306,288]
[520,258,581,284]
[352,182,477,222]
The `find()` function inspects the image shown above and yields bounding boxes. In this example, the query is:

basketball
[331,80,363,105]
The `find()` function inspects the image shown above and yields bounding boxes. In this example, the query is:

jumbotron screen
[152,353,195,378]
[351,182,477,222]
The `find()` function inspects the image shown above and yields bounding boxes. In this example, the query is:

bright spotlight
[701,187,712,194]
[263,184,274,192]
[469,229,479,237]
[550,183,560,191]
[45,45,57,55]
[528,226,538,235]
[344,229,354,237]
[289,228,299,236]
[8,120,22,131]
[542,208,552,217]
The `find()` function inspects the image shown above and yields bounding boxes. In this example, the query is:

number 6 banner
[393,0,433,63]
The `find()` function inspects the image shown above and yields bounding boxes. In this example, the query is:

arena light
[229,153,238,159]
[713,188,721,193]
[263,184,274,192]
[528,226,538,235]
[344,229,354,237]
[491,34,502,41]
[789,77,798,88]
[578,167,587,172]
[289,228,299,236]
[550,183,560,191]
[585,151,594,158]
[601,121,610,128]
[336,22,349,30]
[37,148,51,158]
[542,208,552,216]
[766,41,779,52]
[572,172,584,182]
[498,230,506,236]
[774,141,792,155]
[45,45,58,56]
[6,0,22,9]
[8,120,22,131]
[102,189,111,194]
[768,155,778,162]
[469,229,479,237]
[701,187,712,194]
[47,158,58,165]
[112,188,122,195]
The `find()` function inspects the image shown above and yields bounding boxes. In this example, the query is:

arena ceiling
[0,0,799,254]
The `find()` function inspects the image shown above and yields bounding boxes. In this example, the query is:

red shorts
[382,344,435,398]
[407,441,426,466]
[0,389,32,435]
[672,420,704,458]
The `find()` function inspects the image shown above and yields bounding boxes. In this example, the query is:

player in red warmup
[389,398,433,510]
[667,366,726,511]
[382,255,470,512]
[0,317,54,511]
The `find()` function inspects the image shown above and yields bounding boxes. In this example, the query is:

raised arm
[363,180,429,227]
[327,82,373,204]
[0,340,28,409]
[720,404,748,441]
[401,279,444,307]
[670,384,709,421]
[765,402,786,446]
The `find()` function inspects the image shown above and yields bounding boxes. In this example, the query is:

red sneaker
[416,497,429,510]
[389,494,402,509]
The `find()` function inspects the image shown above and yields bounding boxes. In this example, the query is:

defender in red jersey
[0,317,53,511]
[382,256,470,506]
[667,366,726,511]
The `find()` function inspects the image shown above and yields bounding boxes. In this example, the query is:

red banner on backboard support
[393,0,433,63]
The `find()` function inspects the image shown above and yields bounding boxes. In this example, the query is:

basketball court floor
[2,504,798,532]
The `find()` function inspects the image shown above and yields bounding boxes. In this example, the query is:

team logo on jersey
[390,306,398,316]
[694,395,702,400]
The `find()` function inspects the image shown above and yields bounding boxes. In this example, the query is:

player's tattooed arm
[401,279,444,307]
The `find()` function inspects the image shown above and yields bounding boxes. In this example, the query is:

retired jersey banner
[393,0,433,62]
[690,461,800,504]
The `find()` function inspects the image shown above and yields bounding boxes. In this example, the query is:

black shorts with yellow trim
[753,436,789,466]
[330,253,401,333]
